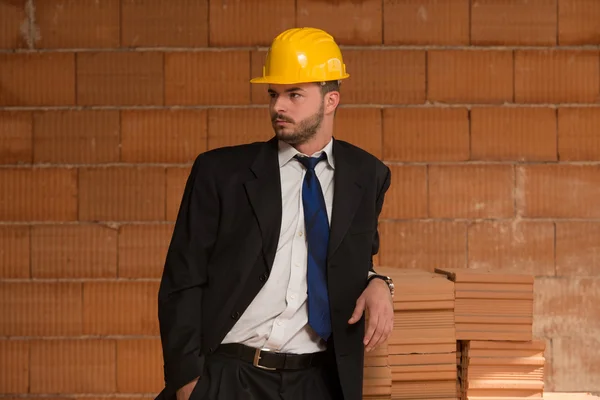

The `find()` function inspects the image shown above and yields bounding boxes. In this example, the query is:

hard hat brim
[250,73,349,84]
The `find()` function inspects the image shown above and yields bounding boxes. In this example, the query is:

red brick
[116,339,163,393]
[534,277,600,339]
[79,167,166,221]
[515,50,600,103]
[468,221,555,276]
[0,0,27,49]
[77,52,164,106]
[166,166,192,221]
[83,281,159,335]
[342,50,426,104]
[35,0,119,48]
[165,51,250,105]
[0,168,78,221]
[0,111,32,164]
[558,0,600,45]
[429,165,515,218]
[118,224,173,278]
[383,0,469,45]
[334,108,382,159]
[297,0,382,45]
[380,166,428,219]
[517,165,600,218]
[30,339,115,393]
[556,222,600,276]
[0,282,82,336]
[0,340,28,393]
[31,224,117,279]
[121,0,208,47]
[209,0,295,46]
[121,109,208,163]
[378,221,467,269]
[471,0,557,45]
[552,336,600,391]
[33,110,120,164]
[0,53,75,106]
[208,108,273,150]
[428,50,514,103]
[382,108,469,162]
[558,108,600,161]
[0,226,29,279]
[471,107,557,161]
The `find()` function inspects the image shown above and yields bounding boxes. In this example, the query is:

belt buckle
[253,347,277,371]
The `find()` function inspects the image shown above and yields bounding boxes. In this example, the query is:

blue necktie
[295,153,331,341]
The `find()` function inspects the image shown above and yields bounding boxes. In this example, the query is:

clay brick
[297,0,382,45]
[0,53,75,106]
[0,282,82,336]
[251,50,270,105]
[334,108,382,159]
[79,167,166,221]
[118,224,173,278]
[0,168,78,221]
[0,340,28,393]
[209,0,295,46]
[77,52,164,106]
[166,166,192,221]
[378,221,467,269]
[556,222,600,276]
[30,339,115,393]
[116,338,163,393]
[468,221,555,276]
[558,108,600,161]
[165,51,250,105]
[515,50,600,103]
[429,165,515,218]
[383,0,469,45]
[471,107,557,161]
[83,281,159,335]
[558,0,600,44]
[428,50,514,103]
[208,108,273,150]
[0,111,32,164]
[121,109,208,163]
[33,110,120,164]
[342,50,426,104]
[517,165,600,218]
[534,277,600,338]
[552,335,600,391]
[0,0,27,49]
[35,0,119,48]
[383,108,469,162]
[31,224,117,279]
[122,0,208,47]
[471,0,557,45]
[380,165,428,219]
[0,226,30,279]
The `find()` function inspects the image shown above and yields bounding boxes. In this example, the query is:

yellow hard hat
[250,27,350,85]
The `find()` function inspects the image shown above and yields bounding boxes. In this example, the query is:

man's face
[268,83,324,145]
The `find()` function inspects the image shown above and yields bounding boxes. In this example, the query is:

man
[156,27,394,400]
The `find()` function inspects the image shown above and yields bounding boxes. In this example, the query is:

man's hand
[176,377,199,400]
[348,278,394,352]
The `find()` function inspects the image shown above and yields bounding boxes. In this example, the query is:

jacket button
[259,273,268,282]
[231,311,240,319]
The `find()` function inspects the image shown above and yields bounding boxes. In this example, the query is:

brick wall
[1,0,600,396]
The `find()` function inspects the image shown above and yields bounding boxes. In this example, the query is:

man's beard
[271,101,324,145]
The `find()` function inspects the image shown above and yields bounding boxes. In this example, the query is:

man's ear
[325,91,340,115]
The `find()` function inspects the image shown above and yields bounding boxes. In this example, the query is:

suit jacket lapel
[243,137,282,271]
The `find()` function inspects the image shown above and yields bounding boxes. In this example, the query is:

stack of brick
[363,340,392,399]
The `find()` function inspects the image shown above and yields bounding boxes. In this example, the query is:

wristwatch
[367,274,395,298]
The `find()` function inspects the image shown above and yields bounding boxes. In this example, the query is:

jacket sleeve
[370,163,391,274]
[157,153,220,397]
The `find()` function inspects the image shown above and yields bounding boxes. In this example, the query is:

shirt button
[290,294,296,300]
[298,232,303,237]
[277,320,282,326]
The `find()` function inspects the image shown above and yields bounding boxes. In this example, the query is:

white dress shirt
[221,138,335,354]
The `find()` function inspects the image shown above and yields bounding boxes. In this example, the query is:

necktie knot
[295,153,327,171]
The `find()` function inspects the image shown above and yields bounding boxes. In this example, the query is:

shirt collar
[278,138,335,169]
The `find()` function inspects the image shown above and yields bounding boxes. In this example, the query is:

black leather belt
[214,343,328,371]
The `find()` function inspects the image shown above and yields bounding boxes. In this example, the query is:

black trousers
[189,352,344,400]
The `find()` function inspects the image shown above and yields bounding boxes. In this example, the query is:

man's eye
[290,93,301,98]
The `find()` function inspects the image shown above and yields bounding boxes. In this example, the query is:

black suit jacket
[156,136,391,400]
